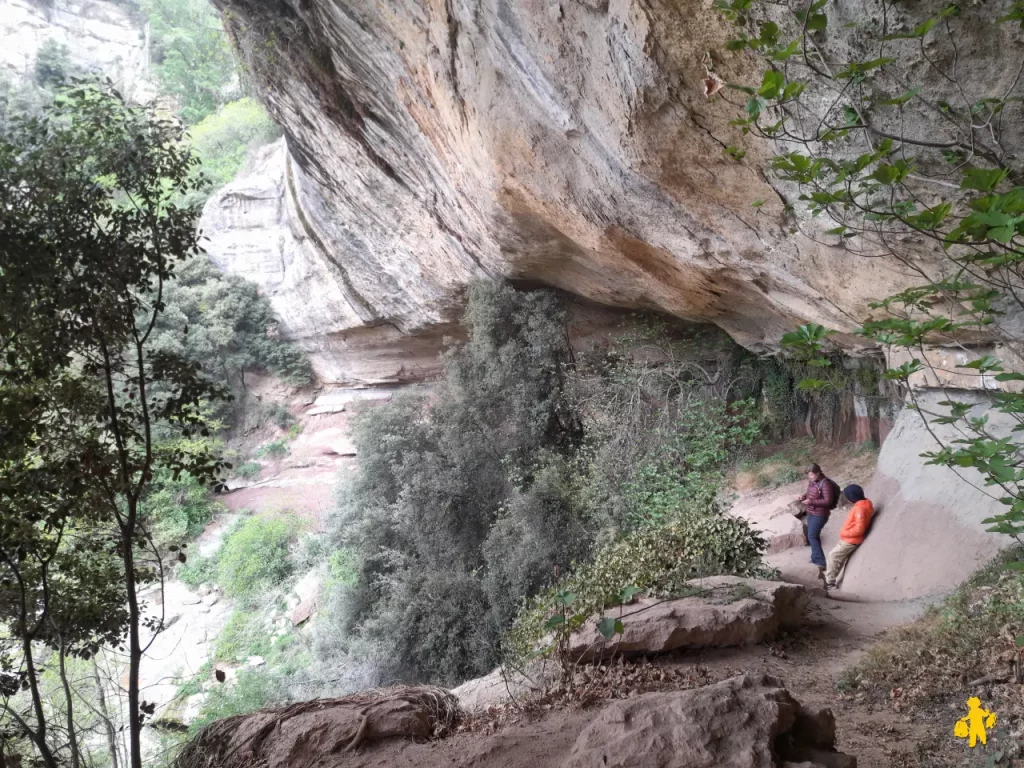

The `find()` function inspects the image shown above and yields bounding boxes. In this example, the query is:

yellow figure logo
[954,697,997,747]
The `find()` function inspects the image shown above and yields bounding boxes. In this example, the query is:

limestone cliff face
[0,0,152,100]
[203,0,1021,380]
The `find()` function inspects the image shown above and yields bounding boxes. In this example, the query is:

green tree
[185,97,281,198]
[143,0,239,124]
[335,282,585,683]
[0,83,226,768]
[150,254,311,393]
[33,40,74,88]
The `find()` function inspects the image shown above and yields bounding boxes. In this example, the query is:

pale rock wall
[201,142,654,383]
[0,0,153,100]
[846,390,1011,600]
[203,0,1023,365]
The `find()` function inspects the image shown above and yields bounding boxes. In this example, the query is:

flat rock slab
[561,674,855,768]
[571,576,808,662]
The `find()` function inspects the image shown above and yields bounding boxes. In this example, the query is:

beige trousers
[825,541,859,585]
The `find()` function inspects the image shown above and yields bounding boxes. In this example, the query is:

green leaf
[961,167,1008,192]
[879,87,921,106]
[772,40,800,61]
[544,614,567,630]
[618,585,643,603]
[758,70,785,99]
[807,13,827,31]
[836,57,895,80]
[554,590,577,607]
[597,616,624,639]
[797,378,832,391]
[882,17,938,40]
[1016,634,1024,647]
[746,96,767,120]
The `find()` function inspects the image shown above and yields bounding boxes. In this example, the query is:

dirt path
[324,591,934,768]
[330,458,945,768]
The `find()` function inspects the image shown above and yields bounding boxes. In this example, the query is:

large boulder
[561,674,855,768]
[174,686,460,768]
[571,576,807,662]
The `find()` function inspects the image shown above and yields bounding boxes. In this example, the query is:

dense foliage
[142,0,239,123]
[324,283,766,686]
[150,254,312,394]
[183,97,281,202]
[0,84,224,768]
[216,513,300,598]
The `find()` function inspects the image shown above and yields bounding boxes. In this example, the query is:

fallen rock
[174,686,461,768]
[571,576,807,662]
[452,662,555,712]
[561,674,855,768]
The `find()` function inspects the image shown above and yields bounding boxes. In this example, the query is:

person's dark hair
[805,463,822,475]
[843,484,865,503]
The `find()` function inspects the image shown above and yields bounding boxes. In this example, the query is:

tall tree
[0,82,226,768]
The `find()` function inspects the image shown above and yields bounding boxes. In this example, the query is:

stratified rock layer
[205,0,1022,368]
[0,0,152,100]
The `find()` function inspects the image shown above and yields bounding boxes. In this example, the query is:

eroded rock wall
[206,0,969,357]
[0,0,152,100]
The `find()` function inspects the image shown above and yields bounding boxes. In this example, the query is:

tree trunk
[57,637,81,768]
[123,522,144,768]
[91,657,120,768]
[20,635,58,768]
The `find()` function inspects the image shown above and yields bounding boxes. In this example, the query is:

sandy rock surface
[201,0,1023,380]
[562,674,854,768]
[570,576,808,662]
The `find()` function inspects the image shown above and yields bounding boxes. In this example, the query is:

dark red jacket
[803,477,835,517]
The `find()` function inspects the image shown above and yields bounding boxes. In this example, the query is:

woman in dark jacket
[797,462,835,572]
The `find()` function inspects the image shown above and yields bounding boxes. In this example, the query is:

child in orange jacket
[824,484,874,590]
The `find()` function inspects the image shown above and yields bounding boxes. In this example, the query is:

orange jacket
[839,499,874,545]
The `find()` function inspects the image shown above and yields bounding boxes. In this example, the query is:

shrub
[234,461,262,480]
[142,466,226,548]
[177,551,217,587]
[216,512,300,598]
[186,98,281,193]
[34,40,73,88]
[255,439,289,459]
[215,607,273,662]
[506,506,768,661]
[149,255,313,395]
[142,0,239,124]
[268,403,293,429]
[187,667,280,734]
[333,282,584,683]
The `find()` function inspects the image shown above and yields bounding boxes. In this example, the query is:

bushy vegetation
[324,283,767,686]
[142,466,227,548]
[216,513,300,598]
[142,0,239,124]
[150,255,311,395]
[186,98,280,191]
